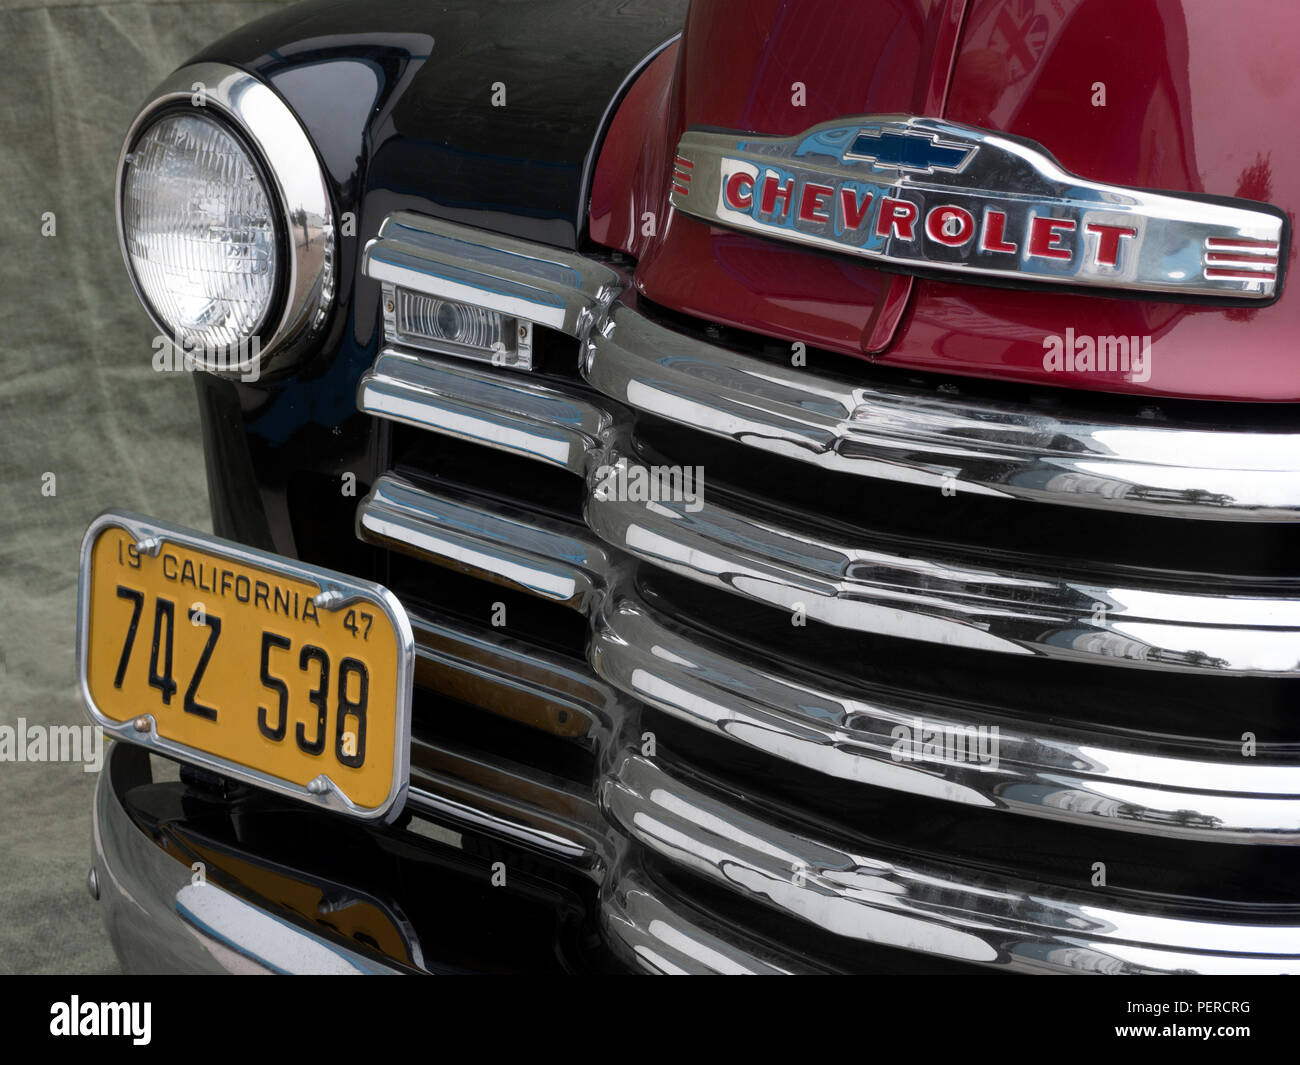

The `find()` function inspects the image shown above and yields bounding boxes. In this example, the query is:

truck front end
[84,0,1300,974]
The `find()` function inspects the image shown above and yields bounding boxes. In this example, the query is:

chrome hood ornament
[669,115,1286,301]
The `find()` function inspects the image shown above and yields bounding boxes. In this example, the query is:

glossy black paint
[194,0,686,249]
[190,0,685,566]
[109,744,600,973]
[176,2,689,974]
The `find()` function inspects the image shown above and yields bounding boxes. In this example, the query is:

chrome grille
[354,210,1300,973]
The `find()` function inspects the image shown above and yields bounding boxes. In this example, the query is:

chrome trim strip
[358,467,1300,677]
[604,752,1300,974]
[406,737,600,863]
[360,213,1300,521]
[410,609,623,748]
[405,787,588,860]
[117,62,335,378]
[586,302,1300,521]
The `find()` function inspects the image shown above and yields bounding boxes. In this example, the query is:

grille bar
[606,753,1300,975]
[410,610,620,747]
[361,477,1300,842]
[360,349,619,475]
[361,474,616,611]
[361,438,1300,676]
[587,300,1300,521]
[408,732,601,863]
[591,594,1300,843]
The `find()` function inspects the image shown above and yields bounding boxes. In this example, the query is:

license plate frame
[77,510,414,822]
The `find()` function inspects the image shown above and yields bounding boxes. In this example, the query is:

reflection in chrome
[352,210,1300,973]
[174,882,398,975]
[358,480,1300,842]
[94,749,406,974]
[359,469,1300,677]
[603,868,815,974]
[604,753,1300,975]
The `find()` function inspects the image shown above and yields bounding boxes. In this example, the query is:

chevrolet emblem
[669,115,1286,301]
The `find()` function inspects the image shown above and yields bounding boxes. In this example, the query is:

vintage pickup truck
[80,0,1300,973]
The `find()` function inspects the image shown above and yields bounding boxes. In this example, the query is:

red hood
[589,0,1300,402]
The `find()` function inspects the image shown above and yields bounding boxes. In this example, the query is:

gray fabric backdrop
[0,0,292,973]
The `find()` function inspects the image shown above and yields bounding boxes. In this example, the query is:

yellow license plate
[78,512,413,820]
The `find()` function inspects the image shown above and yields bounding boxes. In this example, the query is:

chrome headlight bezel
[116,62,335,379]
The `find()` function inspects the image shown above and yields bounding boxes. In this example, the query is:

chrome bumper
[92,744,402,974]
[94,742,798,974]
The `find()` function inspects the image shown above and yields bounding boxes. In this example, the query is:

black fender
[183,0,684,568]
[191,0,686,251]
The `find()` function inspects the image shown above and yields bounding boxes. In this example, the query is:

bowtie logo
[844,127,975,174]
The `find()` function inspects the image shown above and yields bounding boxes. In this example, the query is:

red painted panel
[589,0,1300,400]
[589,45,679,254]
[590,0,965,356]
[881,0,1300,400]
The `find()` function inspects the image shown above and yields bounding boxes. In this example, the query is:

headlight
[117,64,334,378]
[122,112,277,352]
